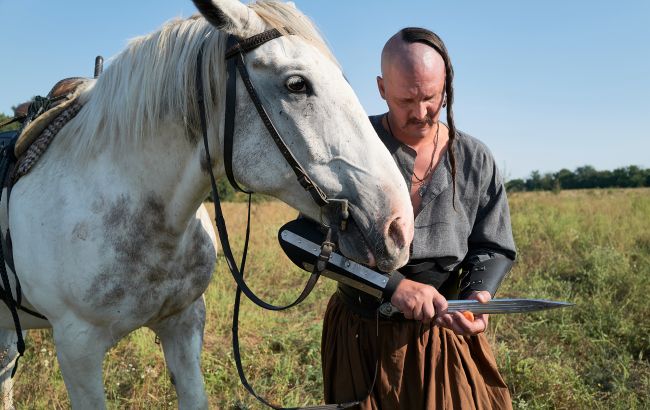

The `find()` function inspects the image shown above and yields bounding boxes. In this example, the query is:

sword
[278,219,574,316]
[377,298,574,318]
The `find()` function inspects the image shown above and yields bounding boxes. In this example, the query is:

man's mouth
[407,117,434,128]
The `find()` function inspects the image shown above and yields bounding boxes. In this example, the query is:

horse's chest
[85,195,215,321]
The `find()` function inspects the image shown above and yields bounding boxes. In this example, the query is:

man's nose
[414,102,428,120]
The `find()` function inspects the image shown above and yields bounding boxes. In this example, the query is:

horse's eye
[285,75,307,93]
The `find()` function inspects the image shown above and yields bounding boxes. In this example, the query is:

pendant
[418,184,427,197]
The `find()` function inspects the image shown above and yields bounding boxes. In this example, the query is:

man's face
[377,44,446,142]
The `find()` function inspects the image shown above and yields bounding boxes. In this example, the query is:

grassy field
[10,188,650,409]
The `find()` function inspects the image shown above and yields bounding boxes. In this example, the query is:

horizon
[1,0,648,180]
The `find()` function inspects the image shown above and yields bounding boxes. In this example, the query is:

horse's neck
[138,123,214,227]
[51,117,216,232]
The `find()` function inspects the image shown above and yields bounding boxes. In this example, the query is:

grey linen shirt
[370,114,516,271]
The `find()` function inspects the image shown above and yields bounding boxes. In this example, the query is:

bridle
[195,28,367,409]
[197,27,351,310]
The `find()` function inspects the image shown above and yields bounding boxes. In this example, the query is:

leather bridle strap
[222,36,250,194]
[224,28,289,59]
[223,29,329,207]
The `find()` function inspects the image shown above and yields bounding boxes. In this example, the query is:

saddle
[12,77,90,158]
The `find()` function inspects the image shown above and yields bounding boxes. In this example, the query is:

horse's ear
[192,0,264,35]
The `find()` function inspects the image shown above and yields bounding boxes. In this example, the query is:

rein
[196,28,367,409]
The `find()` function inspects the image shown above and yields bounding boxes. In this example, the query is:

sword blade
[446,298,574,315]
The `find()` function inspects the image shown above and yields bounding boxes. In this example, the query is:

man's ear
[192,0,264,37]
[377,76,386,100]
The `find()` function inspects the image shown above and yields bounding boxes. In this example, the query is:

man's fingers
[435,312,486,336]
[433,295,448,314]
[411,302,424,321]
[421,302,435,324]
[474,313,490,332]
[467,290,491,303]
[475,291,491,303]
[462,311,475,322]
[450,312,487,335]
[401,305,414,320]
[434,312,452,329]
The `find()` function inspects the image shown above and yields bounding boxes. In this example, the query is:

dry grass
[8,189,650,409]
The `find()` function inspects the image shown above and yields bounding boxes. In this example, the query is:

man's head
[378,27,459,206]
[377,28,455,143]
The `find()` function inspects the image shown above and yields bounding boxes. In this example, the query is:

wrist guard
[382,270,405,301]
[459,252,514,299]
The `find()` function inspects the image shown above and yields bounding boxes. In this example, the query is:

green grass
[10,189,650,409]
[494,188,650,409]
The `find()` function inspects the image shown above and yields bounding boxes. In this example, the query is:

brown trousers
[322,294,512,410]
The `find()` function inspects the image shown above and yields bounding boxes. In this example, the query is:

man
[321,27,517,409]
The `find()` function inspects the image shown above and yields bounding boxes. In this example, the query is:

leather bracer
[459,252,514,299]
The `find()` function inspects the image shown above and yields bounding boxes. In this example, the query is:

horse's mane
[58,0,336,162]
[250,1,337,64]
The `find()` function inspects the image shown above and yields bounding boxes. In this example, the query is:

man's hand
[435,290,491,336]
[390,282,491,335]
[390,279,447,324]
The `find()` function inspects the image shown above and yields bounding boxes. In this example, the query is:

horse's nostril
[387,217,406,250]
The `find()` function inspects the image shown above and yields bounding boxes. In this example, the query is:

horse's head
[194,0,414,272]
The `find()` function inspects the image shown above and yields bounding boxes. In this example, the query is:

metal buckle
[323,198,349,231]
[378,302,399,318]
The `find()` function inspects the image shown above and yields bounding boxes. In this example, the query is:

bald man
[321,28,517,409]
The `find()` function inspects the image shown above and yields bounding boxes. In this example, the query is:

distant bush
[507,165,650,192]
[0,112,20,132]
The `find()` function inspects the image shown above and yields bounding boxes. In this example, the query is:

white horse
[0,0,414,408]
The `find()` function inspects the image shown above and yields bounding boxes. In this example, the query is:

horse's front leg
[0,328,24,410]
[52,316,115,410]
[150,297,208,410]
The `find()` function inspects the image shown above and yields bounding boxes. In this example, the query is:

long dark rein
[196,29,376,409]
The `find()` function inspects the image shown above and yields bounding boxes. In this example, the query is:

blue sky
[1,0,648,180]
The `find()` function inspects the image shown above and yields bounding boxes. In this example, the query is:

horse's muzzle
[337,209,412,273]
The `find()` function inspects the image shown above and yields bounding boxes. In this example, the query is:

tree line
[506,165,650,192]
